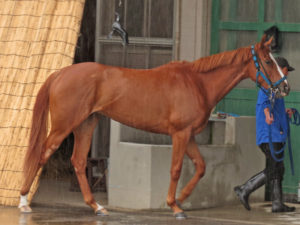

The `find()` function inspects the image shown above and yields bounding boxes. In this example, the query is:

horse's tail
[22,72,58,189]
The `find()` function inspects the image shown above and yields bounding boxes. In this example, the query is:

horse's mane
[191,46,252,73]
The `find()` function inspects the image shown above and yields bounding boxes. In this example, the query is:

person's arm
[264,107,274,125]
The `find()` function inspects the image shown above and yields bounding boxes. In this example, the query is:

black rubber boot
[271,179,295,213]
[234,171,266,210]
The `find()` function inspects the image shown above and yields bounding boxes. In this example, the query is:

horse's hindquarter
[48,63,103,127]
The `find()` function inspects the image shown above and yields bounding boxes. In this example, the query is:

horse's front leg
[167,128,191,220]
[177,136,205,203]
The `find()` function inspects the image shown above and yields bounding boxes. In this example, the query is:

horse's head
[250,35,290,97]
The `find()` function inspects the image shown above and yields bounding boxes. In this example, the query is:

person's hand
[286,108,294,118]
[265,113,274,125]
[264,108,274,125]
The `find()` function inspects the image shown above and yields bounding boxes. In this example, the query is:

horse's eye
[265,60,271,65]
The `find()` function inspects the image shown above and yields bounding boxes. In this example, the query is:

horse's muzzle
[274,83,290,98]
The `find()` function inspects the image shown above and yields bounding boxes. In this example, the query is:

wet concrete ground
[1,202,300,225]
[2,179,299,225]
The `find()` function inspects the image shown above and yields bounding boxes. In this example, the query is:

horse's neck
[189,47,253,107]
[211,66,247,103]
[193,63,250,107]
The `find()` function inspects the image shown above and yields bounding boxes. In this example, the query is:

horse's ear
[264,36,273,49]
[259,34,267,48]
[259,34,273,50]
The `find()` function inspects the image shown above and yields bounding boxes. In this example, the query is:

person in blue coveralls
[234,57,296,213]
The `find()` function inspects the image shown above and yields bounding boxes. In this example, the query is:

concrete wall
[179,0,211,60]
[108,117,265,209]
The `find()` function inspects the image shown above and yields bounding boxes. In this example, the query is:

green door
[211,0,300,199]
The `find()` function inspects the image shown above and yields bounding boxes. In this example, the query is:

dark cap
[275,57,295,71]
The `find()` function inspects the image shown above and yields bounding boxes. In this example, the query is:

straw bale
[0,0,85,206]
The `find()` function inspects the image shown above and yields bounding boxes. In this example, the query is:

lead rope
[267,94,298,175]
[267,96,285,163]
[286,108,300,175]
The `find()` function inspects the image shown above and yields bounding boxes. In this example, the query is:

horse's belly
[99,98,204,135]
[100,105,171,135]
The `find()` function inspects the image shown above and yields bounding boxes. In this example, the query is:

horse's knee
[71,158,86,174]
[194,160,206,179]
[170,166,182,181]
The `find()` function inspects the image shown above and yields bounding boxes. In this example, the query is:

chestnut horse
[19,35,289,219]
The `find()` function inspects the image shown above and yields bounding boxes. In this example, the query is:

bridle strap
[251,45,272,88]
[273,76,287,87]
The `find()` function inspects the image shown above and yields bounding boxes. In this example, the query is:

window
[96,0,176,69]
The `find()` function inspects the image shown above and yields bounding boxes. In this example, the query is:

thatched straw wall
[0,0,85,206]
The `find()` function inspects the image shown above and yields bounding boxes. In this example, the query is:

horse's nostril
[285,84,290,91]
[283,84,290,95]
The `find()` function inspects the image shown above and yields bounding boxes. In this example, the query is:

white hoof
[95,208,109,216]
[94,203,108,216]
[19,194,32,213]
[19,205,32,213]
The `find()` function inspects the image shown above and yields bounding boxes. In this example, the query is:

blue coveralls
[256,88,288,180]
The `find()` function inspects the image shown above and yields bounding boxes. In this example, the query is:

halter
[250,45,287,95]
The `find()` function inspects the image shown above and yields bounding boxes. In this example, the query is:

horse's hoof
[95,208,109,216]
[174,212,187,220]
[19,206,32,214]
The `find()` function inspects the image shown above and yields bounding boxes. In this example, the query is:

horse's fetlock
[84,197,95,206]
[166,197,175,207]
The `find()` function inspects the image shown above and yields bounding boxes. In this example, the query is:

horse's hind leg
[20,128,71,212]
[71,113,108,216]
[177,136,206,203]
